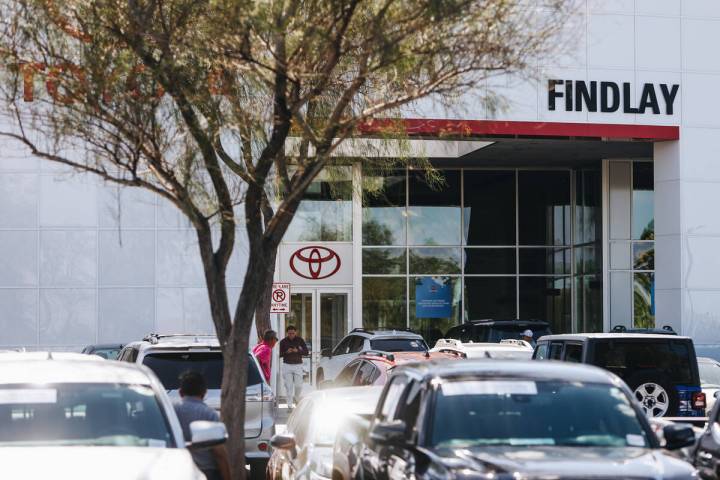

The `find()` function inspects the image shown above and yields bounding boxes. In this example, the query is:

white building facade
[0,0,719,356]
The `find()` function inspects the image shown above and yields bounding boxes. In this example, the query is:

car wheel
[628,374,678,417]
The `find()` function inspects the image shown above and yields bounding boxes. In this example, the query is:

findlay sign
[548,80,679,115]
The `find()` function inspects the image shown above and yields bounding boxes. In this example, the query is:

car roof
[0,352,105,362]
[130,333,220,350]
[85,343,124,349]
[698,357,719,364]
[433,339,532,351]
[462,319,550,326]
[537,333,693,341]
[0,358,154,385]
[359,351,460,366]
[356,329,425,339]
[393,359,620,384]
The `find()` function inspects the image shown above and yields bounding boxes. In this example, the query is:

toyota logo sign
[289,246,341,280]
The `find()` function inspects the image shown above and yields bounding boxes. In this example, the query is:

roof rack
[350,327,374,335]
[499,339,533,348]
[359,350,395,362]
[142,333,216,345]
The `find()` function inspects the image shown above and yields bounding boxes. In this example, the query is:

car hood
[431,446,697,479]
[0,447,204,480]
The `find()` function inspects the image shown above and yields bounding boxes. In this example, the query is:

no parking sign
[270,282,290,313]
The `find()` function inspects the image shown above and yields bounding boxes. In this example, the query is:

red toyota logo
[290,246,341,280]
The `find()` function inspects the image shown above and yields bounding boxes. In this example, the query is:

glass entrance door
[282,289,350,397]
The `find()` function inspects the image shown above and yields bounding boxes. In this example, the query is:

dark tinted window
[0,383,173,447]
[354,361,378,386]
[444,325,475,343]
[485,325,552,343]
[564,344,583,363]
[464,248,516,275]
[464,277,517,319]
[463,171,516,245]
[379,376,410,421]
[370,338,428,352]
[348,336,366,353]
[336,361,360,386]
[518,171,571,246]
[548,342,564,360]
[430,380,648,448]
[592,340,696,384]
[333,337,352,356]
[142,352,262,389]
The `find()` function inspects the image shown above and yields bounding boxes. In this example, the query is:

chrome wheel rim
[634,382,670,417]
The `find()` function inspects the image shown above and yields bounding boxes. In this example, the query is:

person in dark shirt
[279,325,308,409]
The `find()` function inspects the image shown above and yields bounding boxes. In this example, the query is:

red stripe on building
[358,119,679,141]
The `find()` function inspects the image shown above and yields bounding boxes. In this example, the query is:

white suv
[431,338,533,360]
[0,353,226,479]
[118,334,274,480]
[316,328,429,383]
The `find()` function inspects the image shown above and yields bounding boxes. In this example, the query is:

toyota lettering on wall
[279,244,352,285]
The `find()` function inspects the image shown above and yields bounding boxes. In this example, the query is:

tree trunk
[221,324,251,480]
[253,251,277,340]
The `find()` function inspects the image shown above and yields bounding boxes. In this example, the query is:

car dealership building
[1,0,719,354]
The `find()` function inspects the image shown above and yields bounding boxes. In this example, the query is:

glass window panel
[287,293,313,352]
[463,171,515,245]
[634,272,655,328]
[362,248,406,275]
[609,162,632,241]
[574,275,604,333]
[464,248,516,275]
[610,241,632,270]
[285,166,353,241]
[320,293,349,352]
[519,248,571,275]
[632,163,654,241]
[610,271,632,330]
[362,170,406,245]
[362,277,406,330]
[518,171,571,246]
[633,243,655,271]
[410,276,461,347]
[464,277,516,319]
[576,245,601,275]
[408,170,461,245]
[575,168,602,245]
[409,248,461,274]
[519,276,571,334]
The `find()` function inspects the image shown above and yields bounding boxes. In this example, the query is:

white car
[316,328,429,383]
[699,357,720,413]
[431,338,533,359]
[118,333,275,480]
[267,386,383,480]
[0,353,226,479]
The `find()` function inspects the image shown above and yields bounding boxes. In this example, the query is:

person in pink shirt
[252,329,277,384]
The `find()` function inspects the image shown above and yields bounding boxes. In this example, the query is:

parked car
[267,386,383,480]
[81,343,124,359]
[0,352,226,479]
[534,333,706,418]
[693,390,720,479]
[118,333,274,479]
[327,350,463,389]
[315,328,428,383]
[444,319,551,344]
[431,338,533,360]
[350,359,697,479]
[699,357,720,413]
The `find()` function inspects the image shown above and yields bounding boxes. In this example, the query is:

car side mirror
[369,420,407,446]
[188,421,227,450]
[663,423,695,450]
[270,433,297,458]
[321,348,333,358]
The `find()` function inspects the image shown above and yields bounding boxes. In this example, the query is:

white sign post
[270,282,291,314]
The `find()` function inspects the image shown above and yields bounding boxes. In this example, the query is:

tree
[0,0,570,477]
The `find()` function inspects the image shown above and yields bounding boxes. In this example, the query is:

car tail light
[257,441,269,451]
[693,391,707,410]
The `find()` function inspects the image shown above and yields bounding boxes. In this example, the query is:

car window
[336,361,361,386]
[564,343,583,363]
[700,360,720,387]
[592,340,696,383]
[353,361,378,386]
[369,338,428,352]
[534,343,549,360]
[0,383,174,447]
[378,376,410,421]
[348,335,365,354]
[548,342,564,360]
[445,325,474,343]
[333,337,352,356]
[486,325,552,343]
[397,381,423,438]
[142,352,262,389]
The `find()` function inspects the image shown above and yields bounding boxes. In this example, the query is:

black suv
[444,319,551,344]
[534,333,705,418]
[353,360,696,479]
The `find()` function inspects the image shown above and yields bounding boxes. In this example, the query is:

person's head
[522,329,534,341]
[263,329,278,347]
[179,370,207,399]
[286,325,297,340]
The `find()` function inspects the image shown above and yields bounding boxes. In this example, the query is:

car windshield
[699,361,720,387]
[93,348,122,360]
[370,338,428,352]
[0,383,173,447]
[487,327,551,343]
[431,379,649,449]
[142,352,262,390]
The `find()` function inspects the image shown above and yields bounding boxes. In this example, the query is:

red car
[328,349,464,388]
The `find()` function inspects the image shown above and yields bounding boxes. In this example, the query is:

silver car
[118,334,275,479]
[0,352,226,479]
